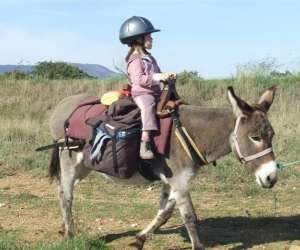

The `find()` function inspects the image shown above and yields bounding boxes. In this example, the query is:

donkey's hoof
[58,230,65,237]
[59,231,74,240]
[129,235,146,250]
[58,223,65,237]
[66,231,74,239]
[58,229,74,239]
[193,244,205,250]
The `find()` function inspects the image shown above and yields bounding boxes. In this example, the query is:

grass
[0,74,300,249]
[0,234,107,250]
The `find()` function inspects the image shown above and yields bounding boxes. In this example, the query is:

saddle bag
[83,97,142,178]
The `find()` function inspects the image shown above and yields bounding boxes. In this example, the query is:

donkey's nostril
[266,174,277,187]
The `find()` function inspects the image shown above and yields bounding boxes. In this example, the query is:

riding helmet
[119,16,160,45]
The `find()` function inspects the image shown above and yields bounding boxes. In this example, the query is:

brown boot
[140,141,154,160]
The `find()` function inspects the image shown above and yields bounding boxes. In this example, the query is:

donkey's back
[49,94,89,140]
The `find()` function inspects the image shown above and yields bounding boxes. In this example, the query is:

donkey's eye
[249,136,262,143]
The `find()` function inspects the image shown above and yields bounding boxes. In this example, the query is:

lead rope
[277,160,300,170]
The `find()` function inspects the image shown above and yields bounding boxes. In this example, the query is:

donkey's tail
[49,145,60,183]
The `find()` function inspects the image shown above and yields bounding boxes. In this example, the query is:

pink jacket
[127,53,161,97]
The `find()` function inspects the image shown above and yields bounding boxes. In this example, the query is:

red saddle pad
[66,96,172,155]
[67,96,107,140]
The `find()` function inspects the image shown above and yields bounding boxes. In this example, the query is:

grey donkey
[48,86,278,250]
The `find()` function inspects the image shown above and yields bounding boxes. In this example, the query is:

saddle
[156,79,183,118]
[65,80,183,153]
[62,81,183,180]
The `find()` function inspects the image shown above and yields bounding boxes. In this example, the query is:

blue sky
[0,0,299,78]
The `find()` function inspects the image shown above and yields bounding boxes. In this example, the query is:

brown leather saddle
[156,79,183,118]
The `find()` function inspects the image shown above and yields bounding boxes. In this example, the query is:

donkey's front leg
[133,184,176,249]
[171,189,204,250]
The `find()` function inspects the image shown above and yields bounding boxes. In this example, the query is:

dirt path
[1,173,300,249]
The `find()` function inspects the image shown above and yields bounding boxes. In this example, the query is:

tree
[33,61,94,79]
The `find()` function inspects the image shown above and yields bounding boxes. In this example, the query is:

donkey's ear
[227,86,254,117]
[256,85,277,113]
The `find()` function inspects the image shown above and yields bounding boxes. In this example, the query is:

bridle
[232,115,273,163]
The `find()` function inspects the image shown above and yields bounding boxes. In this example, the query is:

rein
[232,115,273,162]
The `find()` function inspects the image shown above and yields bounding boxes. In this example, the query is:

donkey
[48,86,278,250]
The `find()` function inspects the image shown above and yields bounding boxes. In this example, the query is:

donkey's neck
[178,105,236,163]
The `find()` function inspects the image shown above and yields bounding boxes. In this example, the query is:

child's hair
[125,39,149,62]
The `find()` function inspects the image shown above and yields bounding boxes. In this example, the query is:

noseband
[232,116,273,163]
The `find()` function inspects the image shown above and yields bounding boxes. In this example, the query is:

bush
[0,71,29,80]
[33,61,94,79]
[270,70,292,77]
[236,57,279,78]
[176,70,204,85]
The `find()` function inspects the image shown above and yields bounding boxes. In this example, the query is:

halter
[232,116,273,162]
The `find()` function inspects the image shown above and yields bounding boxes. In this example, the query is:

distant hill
[0,63,118,79]
[0,65,33,74]
[69,63,118,79]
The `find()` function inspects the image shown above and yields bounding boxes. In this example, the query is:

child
[119,16,176,159]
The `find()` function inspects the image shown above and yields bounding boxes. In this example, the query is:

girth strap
[169,109,208,167]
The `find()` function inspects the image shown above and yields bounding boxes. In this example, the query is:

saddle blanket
[67,96,106,140]
[66,96,172,155]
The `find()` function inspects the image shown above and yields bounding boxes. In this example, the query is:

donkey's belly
[96,172,153,186]
[74,149,159,186]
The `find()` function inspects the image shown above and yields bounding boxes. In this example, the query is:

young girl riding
[119,16,176,160]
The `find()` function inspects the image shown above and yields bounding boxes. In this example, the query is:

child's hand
[168,73,177,80]
[160,72,177,82]
[159,73,170,81]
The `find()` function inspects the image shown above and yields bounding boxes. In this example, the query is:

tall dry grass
[0,75,299,178]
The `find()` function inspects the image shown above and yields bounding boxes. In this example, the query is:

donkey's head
[228,86,278,188]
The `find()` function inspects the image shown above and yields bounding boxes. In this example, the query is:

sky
[0,0,300,78]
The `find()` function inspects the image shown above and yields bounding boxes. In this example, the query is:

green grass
[0,235,107,250]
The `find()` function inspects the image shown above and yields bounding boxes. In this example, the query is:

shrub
[33,61,94,79]
[1,71,29,80]
[176,70,204,85]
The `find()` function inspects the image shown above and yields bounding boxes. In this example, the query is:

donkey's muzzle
[258,174,277,188]
[255,161,278,188]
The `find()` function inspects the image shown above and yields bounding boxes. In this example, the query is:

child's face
[144,34,153,50]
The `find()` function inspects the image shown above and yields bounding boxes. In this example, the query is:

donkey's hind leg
[133,184,176,249]
[58,150,91,238]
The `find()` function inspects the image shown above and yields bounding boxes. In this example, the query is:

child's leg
[140,130,154,159]
[141,131,151,141]
[133,95,158,132]
[133,95,158,159]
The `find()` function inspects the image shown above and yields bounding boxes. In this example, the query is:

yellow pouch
[100,91,124,105]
